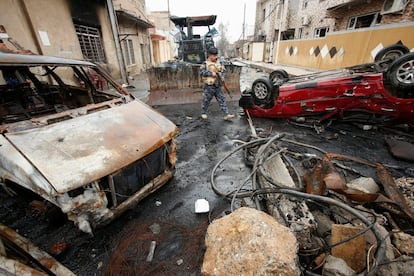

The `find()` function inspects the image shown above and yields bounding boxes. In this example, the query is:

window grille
[74,24,106,63]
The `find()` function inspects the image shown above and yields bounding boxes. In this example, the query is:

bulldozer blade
[146,63,242,105]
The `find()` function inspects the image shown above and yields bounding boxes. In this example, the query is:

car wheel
[269,69,289,84]
[252,77,274,105]
[387,52,414,91]
[374,44,409,71]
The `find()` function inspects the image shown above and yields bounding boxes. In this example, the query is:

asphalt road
[1,66,413,275]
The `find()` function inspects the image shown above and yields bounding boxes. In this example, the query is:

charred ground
[1,88,414,275]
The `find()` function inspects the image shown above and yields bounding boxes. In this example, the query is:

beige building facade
[147,11,175,65]
[0,0,153,83]
[251,0,414,68]
[255,0,414,41]
[113,0,153,75]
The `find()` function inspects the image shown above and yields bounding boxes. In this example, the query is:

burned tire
[269,69,289,84]
[251,77,274,105]
[387,52,414,91]
[374,44,409,71]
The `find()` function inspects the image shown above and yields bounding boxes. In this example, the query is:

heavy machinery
[147,15,241,105]
[171,15,217,64]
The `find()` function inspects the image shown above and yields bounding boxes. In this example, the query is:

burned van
[0,52,178,234]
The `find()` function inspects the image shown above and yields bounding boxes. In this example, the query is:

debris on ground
[1,98,413,274]
[0,224,75,275]
[210,117,414,275]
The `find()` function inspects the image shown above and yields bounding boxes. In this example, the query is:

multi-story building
[255,0,414,41]
[112,0,154,75]
[252,0,414,69]
[0,0,153,84]
[147,11,175,64]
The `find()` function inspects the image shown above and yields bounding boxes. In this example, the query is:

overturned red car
[239,45,414,126]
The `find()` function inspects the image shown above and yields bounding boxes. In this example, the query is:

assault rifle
[216,72,233,99]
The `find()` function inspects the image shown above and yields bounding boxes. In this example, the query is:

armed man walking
[200,47,235,120]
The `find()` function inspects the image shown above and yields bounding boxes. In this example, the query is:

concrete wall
[271,22,414,70]
[0,0,122,79]
[252,42,266,61]
[0,0,82,58]
[113,0,147,19]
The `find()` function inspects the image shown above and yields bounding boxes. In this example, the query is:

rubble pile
[209,129,414,275]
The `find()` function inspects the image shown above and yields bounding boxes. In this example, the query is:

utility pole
[242,2,246,59]
[167,0,171,27]
[275,0,283,65]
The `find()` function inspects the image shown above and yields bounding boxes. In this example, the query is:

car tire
[374,44,409,71]
[252,77,274,105]
[269,69,289,84]
[387,52,414,91]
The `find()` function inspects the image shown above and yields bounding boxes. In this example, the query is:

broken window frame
[347,12,382,30]
[314,27,330,38]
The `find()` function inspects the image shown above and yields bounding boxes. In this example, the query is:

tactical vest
[202,60,223,86]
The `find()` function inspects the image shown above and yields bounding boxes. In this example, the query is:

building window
[122,39,135,66]
[282,29,295,40]
[315,27,329,38]
[140,44,146,65]
[302,0,309,9]
[297,28,304,39]
[347,12,382,30]
[74,24,106,63]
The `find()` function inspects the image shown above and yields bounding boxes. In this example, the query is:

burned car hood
[5,100,178,194]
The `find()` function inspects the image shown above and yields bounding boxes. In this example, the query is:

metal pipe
[106,0,128,84]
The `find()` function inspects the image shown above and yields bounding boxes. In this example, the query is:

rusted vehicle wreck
[0,223,75,275]
[0,51,178,234]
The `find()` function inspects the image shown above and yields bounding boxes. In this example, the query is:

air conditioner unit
[381,0,408,15]
[301,16,310,26]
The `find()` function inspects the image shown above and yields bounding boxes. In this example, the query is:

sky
[145,0,257,43]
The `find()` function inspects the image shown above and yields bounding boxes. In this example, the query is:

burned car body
[0,52,178,234]
[0,223,75,275]
[240,50,414,126]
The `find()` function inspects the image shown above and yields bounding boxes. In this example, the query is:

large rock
[202,207,300,275]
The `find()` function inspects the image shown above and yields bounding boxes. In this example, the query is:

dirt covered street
[1,68,414,274]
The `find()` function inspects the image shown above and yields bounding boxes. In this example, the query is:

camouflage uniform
[199,60,229,115]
